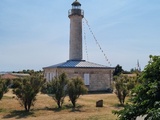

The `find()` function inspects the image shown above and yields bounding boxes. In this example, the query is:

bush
[0,77,8,100]
[113,74,137,105]
[47,73,68,108]
[13,75,44,112]
[113,55,160,119]
[67,77,88,108]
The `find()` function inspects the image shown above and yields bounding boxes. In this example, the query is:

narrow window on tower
[84,74,90,85]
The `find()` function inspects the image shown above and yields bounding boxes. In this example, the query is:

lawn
[0,89,120,120]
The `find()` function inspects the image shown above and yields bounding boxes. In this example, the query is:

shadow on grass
[40,104,84,113]
[65,104,84,112]
[2,104,85,119]
[0,108,7,113]
[41,107,63,112]
[3,110,35,119]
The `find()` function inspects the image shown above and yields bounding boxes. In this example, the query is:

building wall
[44,68,113,91]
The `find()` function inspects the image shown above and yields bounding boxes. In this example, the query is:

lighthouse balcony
[68,9,84,17]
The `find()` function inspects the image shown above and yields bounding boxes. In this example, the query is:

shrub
[113,74,137,105]
[113,55,160,119]
[0,77,8,100]
[13,75,44,112]
[47,73,68,108]
[67,77,88,108]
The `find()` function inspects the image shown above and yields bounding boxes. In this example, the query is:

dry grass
[0,89,121,120]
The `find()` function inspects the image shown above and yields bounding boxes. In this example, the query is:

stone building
[43,0,114,92]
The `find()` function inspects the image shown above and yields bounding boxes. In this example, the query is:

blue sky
[0,0,160,71]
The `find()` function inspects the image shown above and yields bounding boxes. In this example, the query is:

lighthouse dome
[72,0,81,6]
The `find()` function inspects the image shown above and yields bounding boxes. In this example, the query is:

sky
[0,0,160,71]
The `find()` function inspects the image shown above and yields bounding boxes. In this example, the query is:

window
[47,73,50,81]
[50,73,53,81]
[84,74,90,85]
[48,72,56,81]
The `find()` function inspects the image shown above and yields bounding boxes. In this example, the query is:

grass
[0,89,121,120]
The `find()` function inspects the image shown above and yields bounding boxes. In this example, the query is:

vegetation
[13,75,44,112]
[113,74,137,105]
[47,73,68,108]
[114,55,160,120]
[0,90,118,120]
[3,55,159,119]
[12,69,43,76]
[113,64,124,76]
[67,77,88,108]
[45,73,87,108]
[0,77,8,100]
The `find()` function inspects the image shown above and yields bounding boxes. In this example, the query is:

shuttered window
[84,74,90,85]
[47,73,50,81]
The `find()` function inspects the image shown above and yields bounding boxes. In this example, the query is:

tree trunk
[28,100,32,112]
[72,100,76,108]
[57,100,61,108]
[25,101,28,112]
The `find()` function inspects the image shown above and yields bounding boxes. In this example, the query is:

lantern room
[72,0,81,9]
[68,0,84,17]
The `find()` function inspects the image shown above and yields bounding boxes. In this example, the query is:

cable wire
[83,17,112,66]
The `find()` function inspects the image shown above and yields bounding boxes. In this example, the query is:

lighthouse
[68,0,84,60]
[43,0,114,92]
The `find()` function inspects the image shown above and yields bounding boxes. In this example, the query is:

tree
[130,68,141,76]
[0,77,8,100]
[67,77,88,108]
[40,81,48,94]
[113,64,124,76]
[114,55,160,120]
[113,74,137,105]
[47,73,68,108]
[13,75,44,112]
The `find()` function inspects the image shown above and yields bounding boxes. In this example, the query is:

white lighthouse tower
[68,0,84,60]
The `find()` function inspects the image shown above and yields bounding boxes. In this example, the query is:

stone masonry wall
[44,68,113,91]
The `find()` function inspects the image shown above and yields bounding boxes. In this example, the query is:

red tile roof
[1,73,18,79]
